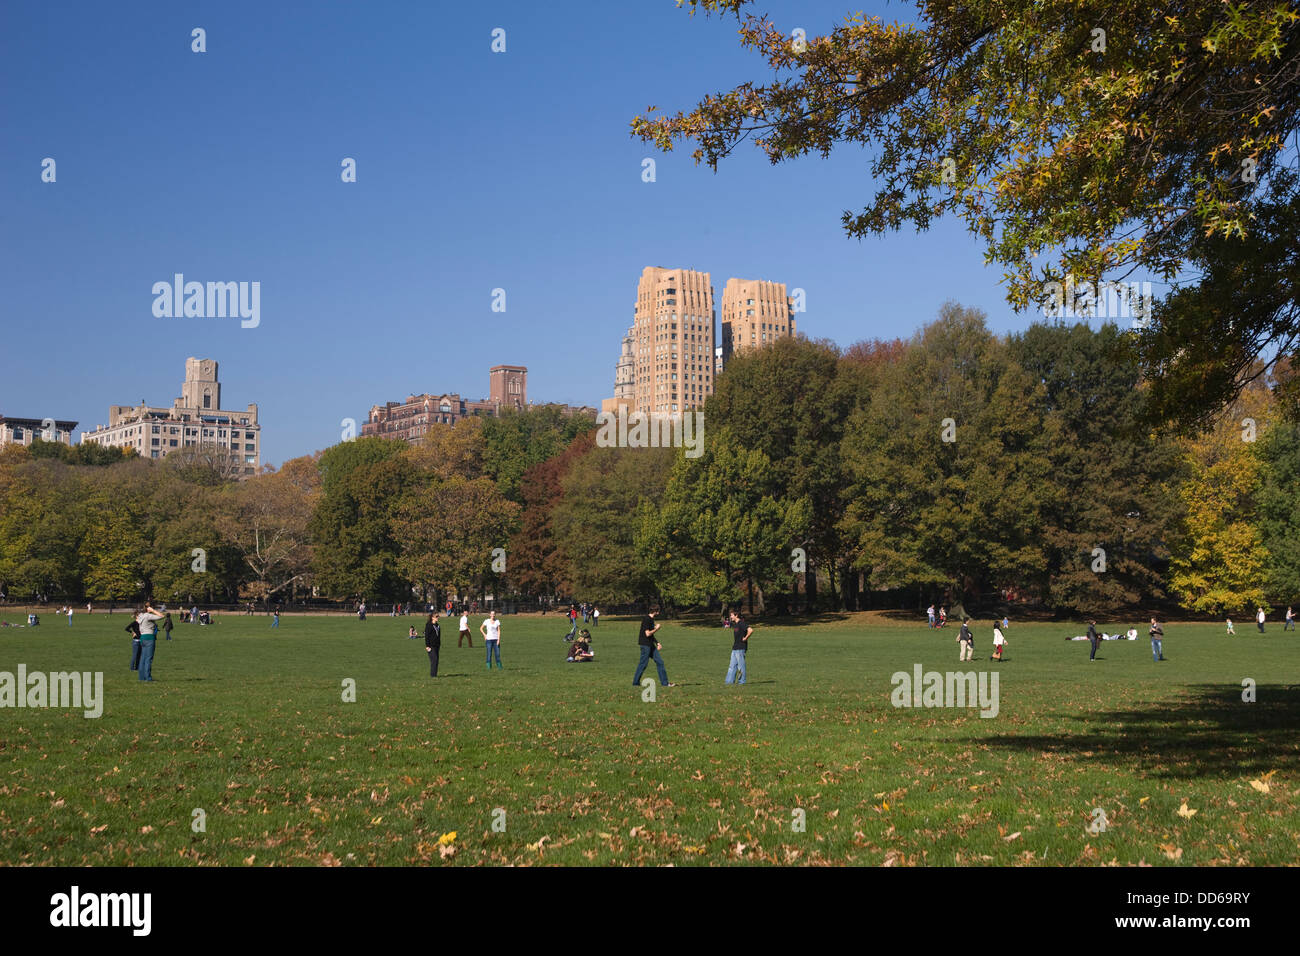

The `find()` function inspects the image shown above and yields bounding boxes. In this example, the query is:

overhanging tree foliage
[634,0,1300,426]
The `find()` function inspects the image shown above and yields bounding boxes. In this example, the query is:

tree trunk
[843,564,859,612]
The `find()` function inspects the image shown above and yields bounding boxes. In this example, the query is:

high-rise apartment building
[631,266,715,415]
[81,358,261,475]
[719,278,797,364]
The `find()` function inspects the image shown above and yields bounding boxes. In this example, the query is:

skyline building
[80,358,261,476]
[719,277,797,364]
[632,266,715,416]
[364,365,595,444]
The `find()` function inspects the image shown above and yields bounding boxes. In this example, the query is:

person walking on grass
[632,607,674,688]
[992,620,1006,661]
[927,604,936,628]
[1226,617,1235,635]
[1149,617,1165,662]
[957,618,974,661]
[1257,607,1266,633]
[1087,619,1100,662]
[481,610,502,669]
[458,610,472,647]
[425,612,441,677]
[271,608,280,629]
[724,610,753,684]
[1286,607,1295,632]
[162,611,174,641]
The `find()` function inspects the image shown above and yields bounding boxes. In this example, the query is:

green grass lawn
[0,610,1296,866]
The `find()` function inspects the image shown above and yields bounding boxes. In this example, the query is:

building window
[203,393,211,409]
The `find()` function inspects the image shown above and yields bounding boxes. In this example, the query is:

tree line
[2,305,1297,617]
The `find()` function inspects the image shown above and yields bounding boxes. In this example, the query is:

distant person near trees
[1087,620,1101,662]
[1286,607,1294,631]
[1149,617,1165,662]
[992,620,1006,661]
[458,611,472,647]
[1257,607,1266,633]
[957,618,974,661]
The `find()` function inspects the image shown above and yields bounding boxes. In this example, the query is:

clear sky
[3,0,1052,467]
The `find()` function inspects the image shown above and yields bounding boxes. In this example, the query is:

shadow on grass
[976,683,1300,780]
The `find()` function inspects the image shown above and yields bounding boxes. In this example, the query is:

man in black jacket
[957,618,974,661]
[632,607,674,688]
[1087,620,1101,662]
[425,613,442,677]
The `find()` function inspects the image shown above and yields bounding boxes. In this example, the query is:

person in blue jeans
[480,610,503,669]
[1148,617,1164,662]
[632,607,674,688]
[136,604,164,681]
[724,610,752,684]
[271,609,280,629]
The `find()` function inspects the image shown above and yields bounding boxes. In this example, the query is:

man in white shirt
[458,611,472,647]
[1257,607,1266,633]
[480,611,502,669]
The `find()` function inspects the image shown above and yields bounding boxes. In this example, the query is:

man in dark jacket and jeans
[1149,617,1165,662]
[1087,620,1101,662]
[425,613,441,677]
[632,607,674,688]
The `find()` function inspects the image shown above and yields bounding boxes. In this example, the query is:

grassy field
[0,609,1296,866]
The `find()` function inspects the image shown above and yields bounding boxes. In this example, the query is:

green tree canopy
[635,0,1300,425]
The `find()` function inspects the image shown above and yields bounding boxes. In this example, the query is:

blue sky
[4,0,1054,467]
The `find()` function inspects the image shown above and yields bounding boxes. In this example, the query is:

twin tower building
[602,267,800,417]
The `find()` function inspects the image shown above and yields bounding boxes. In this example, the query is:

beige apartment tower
[81,358,260,476]
[719,278,797,363]
[632,266,715,415]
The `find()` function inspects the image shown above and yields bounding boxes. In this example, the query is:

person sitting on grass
[408,625,418,639]
[568,629,595,662]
